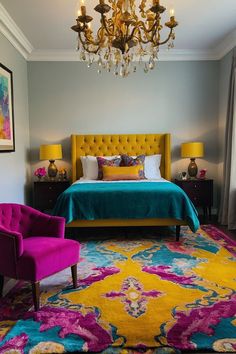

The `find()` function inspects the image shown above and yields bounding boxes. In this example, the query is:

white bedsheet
[73,178,170,185]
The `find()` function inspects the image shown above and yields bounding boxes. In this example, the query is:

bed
[53,133,199,240]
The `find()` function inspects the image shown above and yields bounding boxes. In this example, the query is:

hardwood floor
[66,217,236,241]
[199,214,236,241]
[215,224,236,241]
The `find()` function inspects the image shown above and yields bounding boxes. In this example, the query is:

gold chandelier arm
[135,20,157,37]
[79,32,100,54]
[127,20,155,45]
[101,13,115,37]
[157,28,173,45]
[133,26,155,45]
[82,27,105,47]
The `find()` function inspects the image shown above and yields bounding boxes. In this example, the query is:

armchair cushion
[17,237,80,282]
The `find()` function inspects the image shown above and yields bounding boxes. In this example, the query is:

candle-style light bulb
[170,8,175,17]
[81,0,86,16]
[77,9,81,17]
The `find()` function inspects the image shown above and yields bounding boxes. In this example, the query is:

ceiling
[0,0,236,60]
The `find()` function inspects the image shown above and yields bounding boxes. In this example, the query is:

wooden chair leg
[32,281,40,311]
[176,225,180,242]
[0,275,4,297]
[71,264,77,289]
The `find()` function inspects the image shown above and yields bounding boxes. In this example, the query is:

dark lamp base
[188,158,198,178]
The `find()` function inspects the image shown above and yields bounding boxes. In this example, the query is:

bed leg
[176,225,180,241]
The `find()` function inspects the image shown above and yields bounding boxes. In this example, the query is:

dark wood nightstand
[34,180,70,211]
[174,179,213,218]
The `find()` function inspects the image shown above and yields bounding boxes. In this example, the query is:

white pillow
[81,155,120,180]
[80,156,98,180]
[144,154,161,179]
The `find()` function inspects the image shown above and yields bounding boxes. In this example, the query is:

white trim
[28,48,219,62]
[158,49,219,61]
[28,50,80,62]
[0,2,33,59]
[213,28,236,59]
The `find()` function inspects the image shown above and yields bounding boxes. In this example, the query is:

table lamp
[40,144,62,178]
[181,142,204,178]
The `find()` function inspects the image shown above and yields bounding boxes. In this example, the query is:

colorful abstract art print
[0,63,15,152]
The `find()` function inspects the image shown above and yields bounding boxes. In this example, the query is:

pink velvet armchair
[0,203,80,311]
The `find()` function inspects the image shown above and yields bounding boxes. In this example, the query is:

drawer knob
[49,187,52,190]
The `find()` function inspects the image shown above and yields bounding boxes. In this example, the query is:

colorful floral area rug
[0,225,236,354]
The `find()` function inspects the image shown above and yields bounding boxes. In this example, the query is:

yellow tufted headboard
[71,134,171,182]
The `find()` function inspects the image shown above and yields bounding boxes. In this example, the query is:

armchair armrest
[29,212,65,238]
[0,225,23,259]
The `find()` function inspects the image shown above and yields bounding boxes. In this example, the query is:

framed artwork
[0,63,15,152]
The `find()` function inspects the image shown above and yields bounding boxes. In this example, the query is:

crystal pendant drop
[106,61,111,72]
[114,65,119,77]
[98,56,103,67]
[80,51,86,61]
[76,35,80,51]
[133,65,137,73]
[168,40,174,50]
[144,63,149,73]
[97,68,102,74]
[87,56,93,68]
[149,56,155,70]
[124,65,129,77]
[120,64,125,77]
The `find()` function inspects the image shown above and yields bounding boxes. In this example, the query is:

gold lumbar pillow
[102,165,143,181]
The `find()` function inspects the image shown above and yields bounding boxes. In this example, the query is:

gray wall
[0,32,30,203]
[28,61,219,204]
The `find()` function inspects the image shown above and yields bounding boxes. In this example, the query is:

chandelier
[71,0,178,77]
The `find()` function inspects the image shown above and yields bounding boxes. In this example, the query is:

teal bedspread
[53,181,200,232]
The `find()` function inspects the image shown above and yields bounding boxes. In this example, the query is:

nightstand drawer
[174,179,213,217]
[34,181,70,211]
[190,195,202,206]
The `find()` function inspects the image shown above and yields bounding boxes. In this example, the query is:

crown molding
[158,49,218,61]
[0,2,33,59]
[28,50,80,62]
[213,28,236,59]
[28,48,218,62]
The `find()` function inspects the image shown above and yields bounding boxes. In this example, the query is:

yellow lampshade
[40,144,62,161]
[181,142,204,159]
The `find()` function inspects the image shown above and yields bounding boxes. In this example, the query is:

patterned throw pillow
[97,156,121,180]
[121,154,145,179]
